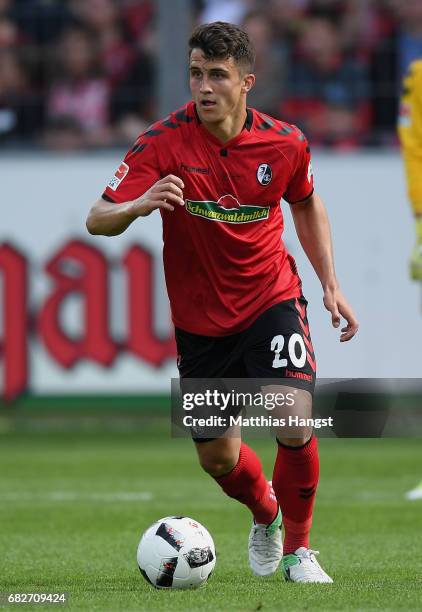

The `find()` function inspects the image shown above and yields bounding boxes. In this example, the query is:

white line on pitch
[1,491,153,502]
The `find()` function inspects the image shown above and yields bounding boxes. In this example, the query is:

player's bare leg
[194,429,282,576]
[194,432,241,478]
[267,385,333,583]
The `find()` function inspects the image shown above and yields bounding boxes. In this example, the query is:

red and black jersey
[102,101,314,336]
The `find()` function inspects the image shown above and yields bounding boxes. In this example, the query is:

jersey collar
[193,102,254,148]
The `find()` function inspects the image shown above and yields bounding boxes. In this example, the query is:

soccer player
[86,22,358,582]
[399,59,422,292]
[398,59,422,501]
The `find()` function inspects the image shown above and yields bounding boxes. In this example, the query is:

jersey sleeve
[283,132,314,204]
[398,60,422,215]
[102,134,161,204]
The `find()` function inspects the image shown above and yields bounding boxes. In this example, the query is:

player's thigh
[194,434,242,477]
[175,327,239,378]
[175,327,247,445]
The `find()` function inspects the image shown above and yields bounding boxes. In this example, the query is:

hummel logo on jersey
[108,161,129,190]
[257,163,272,185]
[181,163,210,175]
[186,196,270,224]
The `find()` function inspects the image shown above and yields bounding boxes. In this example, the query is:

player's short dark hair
[188,21,255,73]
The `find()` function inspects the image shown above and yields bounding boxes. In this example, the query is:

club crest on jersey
[257,163,272,186]
[108,161,129,191]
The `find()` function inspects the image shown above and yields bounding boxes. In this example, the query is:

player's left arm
[290,192,359,342]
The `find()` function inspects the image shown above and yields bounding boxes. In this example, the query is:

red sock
[214,442,278,524]
[272,436,319,554]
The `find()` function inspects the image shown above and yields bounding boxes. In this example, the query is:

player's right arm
[86,175,185,236]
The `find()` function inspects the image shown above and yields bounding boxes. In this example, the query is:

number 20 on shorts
[271,334,306,369]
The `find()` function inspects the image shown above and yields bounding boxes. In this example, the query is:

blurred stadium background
[1,2,422,609]
[2,0,422,148]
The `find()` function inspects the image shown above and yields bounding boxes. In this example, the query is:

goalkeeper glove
[410,217,422,281]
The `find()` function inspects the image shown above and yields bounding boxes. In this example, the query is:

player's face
[189,49,254,126]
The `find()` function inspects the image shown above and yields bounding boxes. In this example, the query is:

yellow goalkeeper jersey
[398,59,422,215]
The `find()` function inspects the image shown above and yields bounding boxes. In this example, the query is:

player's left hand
[409,242,422,281]
[410,217,422,280]
[323,286,359,342]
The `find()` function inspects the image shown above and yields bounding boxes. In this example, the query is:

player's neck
[202,107,248,143]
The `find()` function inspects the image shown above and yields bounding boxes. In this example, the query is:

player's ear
[241,73,255,94]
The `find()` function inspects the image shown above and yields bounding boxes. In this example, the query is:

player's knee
[198,451,238,477]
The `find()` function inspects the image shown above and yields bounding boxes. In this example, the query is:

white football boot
[248,483,283,577]
[281,547,333,583]
[405,481,422,500]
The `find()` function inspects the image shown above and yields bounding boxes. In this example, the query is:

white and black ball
[137,516,216,589]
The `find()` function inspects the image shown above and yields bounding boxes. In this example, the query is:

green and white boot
[282,547,333,583]
[248,505,283,576]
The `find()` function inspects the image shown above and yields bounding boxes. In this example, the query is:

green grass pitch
[1,428,421,611]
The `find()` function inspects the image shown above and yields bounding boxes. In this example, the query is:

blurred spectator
[121,0,154,43]
[242,10,286,117]
[282,17,370,148]
[110,49,155,143]
[10,0,72,45]
[0,0,417,149]
[267,0,307,39]
[69,0,136,88]
[64,0,155,144]
[306,0,374,55]
[0,50,42,143]
[371,0,422,144]
[306,0,346,20]
[393,0,422,79]
[199,0,256,25]
[265,0,307,100]
[44,27,112,149]
[0,15,19,48]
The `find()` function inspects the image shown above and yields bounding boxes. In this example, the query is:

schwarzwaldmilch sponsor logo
[186,195,270,224]
[217,194,240,209]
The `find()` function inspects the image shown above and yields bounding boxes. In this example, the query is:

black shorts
[175,296,316,391]
[175,297,316,442]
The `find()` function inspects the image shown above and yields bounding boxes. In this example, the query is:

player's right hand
[131,175,185,217]
[409,241,422,280]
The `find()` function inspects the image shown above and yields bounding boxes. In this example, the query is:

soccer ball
[137,516,216,589]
